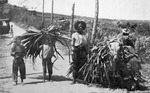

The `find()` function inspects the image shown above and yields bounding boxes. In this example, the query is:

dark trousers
[42,57,53,79]
[12,58,26,82]
[72,46,87,80]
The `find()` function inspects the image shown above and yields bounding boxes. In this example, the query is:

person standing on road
[71,21,89,84]
[41,38,55,82]
[10,36,26,85]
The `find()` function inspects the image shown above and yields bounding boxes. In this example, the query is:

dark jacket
[11,43,25,59]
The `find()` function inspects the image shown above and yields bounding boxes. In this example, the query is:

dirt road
[0,23,149,93]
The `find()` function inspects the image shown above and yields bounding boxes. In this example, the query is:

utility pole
[51,0,54,24]
[70,2,75,37]
[91,0,99,44]
[41,0,45,28]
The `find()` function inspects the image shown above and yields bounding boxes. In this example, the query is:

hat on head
[74,21,86,30]
[122,28,130,35]
[8,36,22,45]
[12,36,22,43]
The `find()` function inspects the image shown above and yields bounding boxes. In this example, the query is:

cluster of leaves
[78,43,112,86]
[21,25,70,64]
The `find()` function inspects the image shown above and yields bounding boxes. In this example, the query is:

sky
[8,0,150,20]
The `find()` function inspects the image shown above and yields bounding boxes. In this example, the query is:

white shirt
[42,44,53,59]
[71,32,87,47]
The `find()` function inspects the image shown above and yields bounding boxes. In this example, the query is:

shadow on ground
[0,75,12,79]
[24,75,72,85]
[29,75,72,82]
[0,72,43,79]
[25,81,44,85]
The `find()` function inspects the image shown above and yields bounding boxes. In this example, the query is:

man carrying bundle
[41,38,54,82]
[71,21,89,84]
[10,36,26,85]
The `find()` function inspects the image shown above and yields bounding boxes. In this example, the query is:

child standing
[10,36,26,85]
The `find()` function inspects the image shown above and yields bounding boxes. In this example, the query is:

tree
[0,0,8,18]
[70,2,75,37]
[51,0,54,24]
[0,0,8,4]
[40,0,45,29]
[90,0,99,44]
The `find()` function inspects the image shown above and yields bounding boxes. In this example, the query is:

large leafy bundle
[67,41,111,85]
[21,25,70,63]
[69,38,147,90]
[78,43,112,86]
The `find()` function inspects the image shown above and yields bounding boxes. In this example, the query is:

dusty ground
[0,23,150,93]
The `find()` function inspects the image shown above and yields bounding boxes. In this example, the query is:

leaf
[53,45,64,60]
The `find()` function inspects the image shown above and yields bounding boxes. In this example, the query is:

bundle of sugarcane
[66,39,113,86]
[77,43,113,86]
[21,25,70,64]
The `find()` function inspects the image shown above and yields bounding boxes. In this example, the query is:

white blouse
[71,32,87,47]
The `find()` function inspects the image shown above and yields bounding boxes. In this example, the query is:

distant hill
[1,3,150,36]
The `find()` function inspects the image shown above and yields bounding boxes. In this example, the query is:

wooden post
[70,2,75,37]
[41,0,45,28]
[90,0,99,44]
[51,0,54,24]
